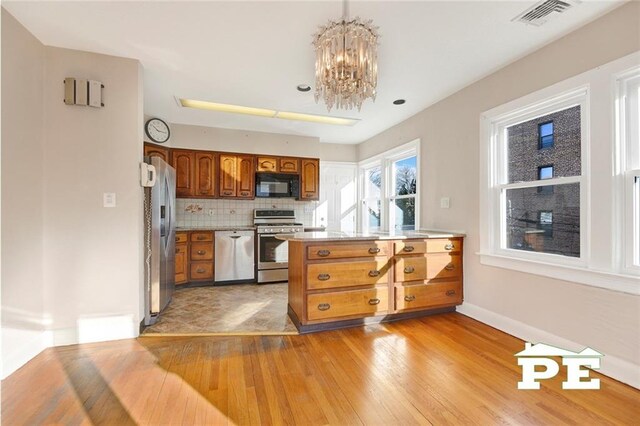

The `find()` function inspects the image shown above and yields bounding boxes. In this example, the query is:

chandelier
[313,0,379,112]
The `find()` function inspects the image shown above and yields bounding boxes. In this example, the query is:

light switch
[440,197,450,209]
[103,193,116,208]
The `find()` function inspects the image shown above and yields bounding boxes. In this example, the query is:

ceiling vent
[512,0,578,27]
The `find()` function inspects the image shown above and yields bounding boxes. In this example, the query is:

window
[616,67,640,272]
[359,140,420,232]
[480,53,640,293]
[539,121,554,149]
[487,88,586,262]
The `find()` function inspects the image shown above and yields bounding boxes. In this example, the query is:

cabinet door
[279,157,299,173]
[256,156,277,172]
[171,150,195,197]
[219,154,237,197]
[175,244,188,284]
[195,152,216,197]
[300,159,320,200]
[237,155,255,198]
[144,143,169,162]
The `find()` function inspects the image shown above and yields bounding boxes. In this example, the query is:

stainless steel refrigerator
[143,156,176,326]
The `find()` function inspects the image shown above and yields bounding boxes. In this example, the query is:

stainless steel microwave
[255,173,300,198]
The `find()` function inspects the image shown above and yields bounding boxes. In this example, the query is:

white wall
[1,9,47,378]
[42,46,144,346]
[357,3,640,386]
[150,121,358,162]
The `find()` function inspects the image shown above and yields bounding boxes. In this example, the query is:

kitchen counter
[176,226,256,232]
[277,229,465,242]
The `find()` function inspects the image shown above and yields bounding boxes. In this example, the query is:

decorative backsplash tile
[176,198,319,228]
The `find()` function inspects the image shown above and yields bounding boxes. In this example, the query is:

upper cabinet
[171,149,196,197]
[219,154,255,199]
[144,143,169,163]
[256,156,277,172]
[300,159,320,200]
[279,157,299,173]
[195,152,217,198]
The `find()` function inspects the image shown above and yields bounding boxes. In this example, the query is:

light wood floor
[2,313,638,425]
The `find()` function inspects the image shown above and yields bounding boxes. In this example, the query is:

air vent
[513,0,577,27]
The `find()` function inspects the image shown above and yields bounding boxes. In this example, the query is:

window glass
[392,198,415,230]
[364,199,381,232]
[539,122,554,148]
[364,167,381,198]
[506,183,580,257]
[507,105,581,183]
[392,156,417,196]
[538,166,554,180]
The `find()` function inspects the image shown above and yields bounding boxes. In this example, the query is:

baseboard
[51,314,139,347]
[1,327,51,379]
[457,303,640,389]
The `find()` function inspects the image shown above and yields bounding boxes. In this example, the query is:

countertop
[175,226,256,232]
[277,229,465,242]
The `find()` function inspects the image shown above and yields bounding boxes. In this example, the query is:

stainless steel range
[254,209,303,284]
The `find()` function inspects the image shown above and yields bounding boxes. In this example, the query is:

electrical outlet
[207,209,215,216]
[103,193,116,208]
[440,197,450,209]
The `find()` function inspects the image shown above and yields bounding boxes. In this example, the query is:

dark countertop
[277,229,465,242]
[175,226,256,232]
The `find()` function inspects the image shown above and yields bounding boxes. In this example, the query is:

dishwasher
[214,230,255,284]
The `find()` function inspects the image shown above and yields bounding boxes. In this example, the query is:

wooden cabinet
[237,155,255,198]
[219,154,255,198]
[300,159,320,200]
[171,150,196,197]
[257,156,277,172]
[144,143,169,162]
[175,232,188,285]
[279,158,299,173]
[188,231,214,281]
[288,236,464,332]
[195,152,217,197]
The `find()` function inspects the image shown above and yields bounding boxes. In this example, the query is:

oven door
[257,234,290,270]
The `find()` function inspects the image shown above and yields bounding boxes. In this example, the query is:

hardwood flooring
[2,313,638,425]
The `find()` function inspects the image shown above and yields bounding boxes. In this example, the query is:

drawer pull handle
[240,191,249,196]
[445,243,454,250]
[317,303,331,311]
[317,249,330,257]
[404,266,415,274]
[368,298,381,305]
[197,250,206,255]
[446,290,456,296]
[175,248,180,254]
[197,236,206,240]
[445,263,455,271]
[196,268,205,274]
[368,270,381,277]
[404,295,416,302]
[223,191,233,195]
[318,273,331,281]
[403,246,415,252]
[368,247,381,254]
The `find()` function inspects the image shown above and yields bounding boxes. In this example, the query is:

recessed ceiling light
[178,98,359,126]
[393,99,406,105]
[297,84,311,92]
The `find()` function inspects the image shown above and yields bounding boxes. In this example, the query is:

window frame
[487,88,588,267]
[358,140,420,233]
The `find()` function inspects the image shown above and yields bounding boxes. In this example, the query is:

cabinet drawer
[426,253,462,280]
[307,260,388,290]
[394,241,427,255]
[279,158,299,173]
[307,242,388,260]
[395,282,462,311]
[426,238,462,253]
[191,232,213,242]
[394,256,427,282]
[307,287,389,321]
[190,242,213,261]
[175,232,188,244]
[190,262,213,280]
[256,156,277,172]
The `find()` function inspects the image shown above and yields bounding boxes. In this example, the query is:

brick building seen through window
[506,105,581,257]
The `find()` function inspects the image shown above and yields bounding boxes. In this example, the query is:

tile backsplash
[176,198,319,228]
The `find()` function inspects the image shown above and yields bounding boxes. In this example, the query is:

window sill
[478,252,640,295]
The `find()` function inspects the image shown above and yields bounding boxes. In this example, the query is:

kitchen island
[279,230,465,333]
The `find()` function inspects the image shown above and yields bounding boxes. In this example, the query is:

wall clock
[145,118,170,144]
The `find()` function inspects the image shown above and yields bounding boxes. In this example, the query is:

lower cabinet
[288,237,464,331]
[174,231,215,284]
[175,232,188,285]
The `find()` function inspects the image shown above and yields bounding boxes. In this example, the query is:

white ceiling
[4,1,623,144]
